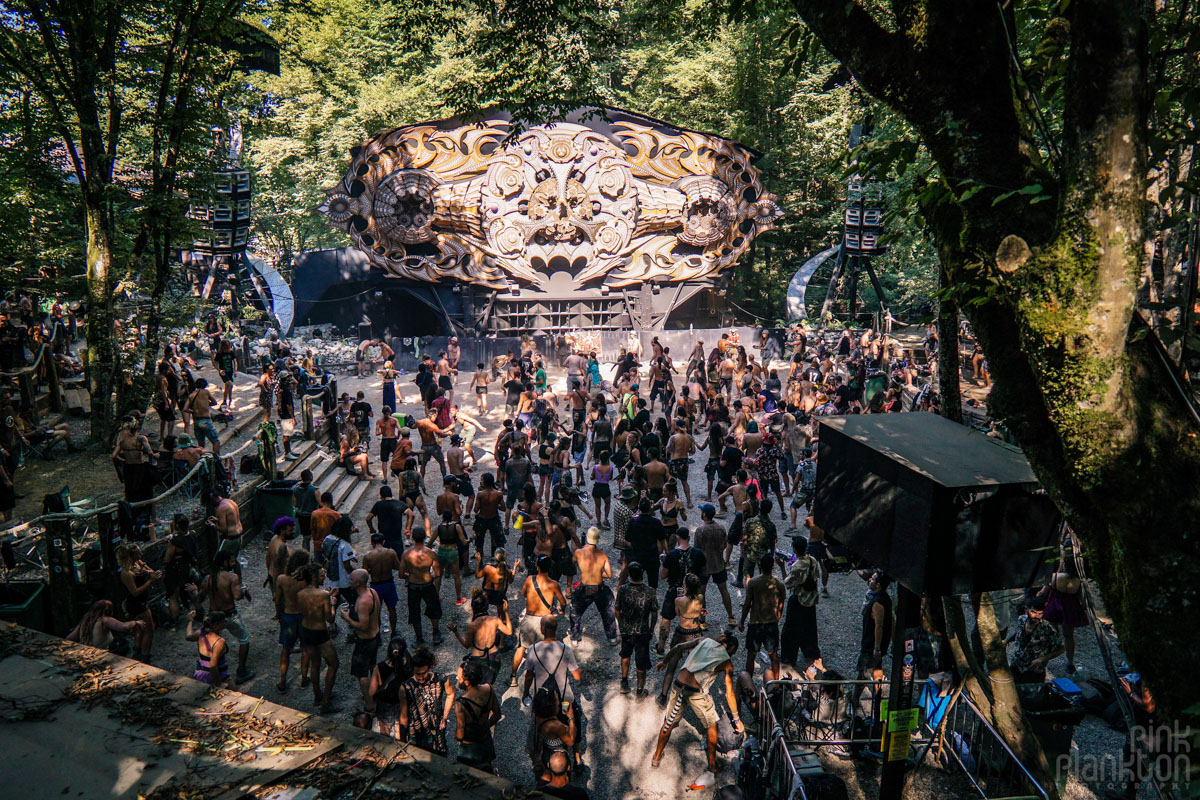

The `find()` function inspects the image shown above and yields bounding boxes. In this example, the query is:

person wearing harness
[433,510,468,606]
[657,528,706,656]
[448,589,513,686]
[512,556,566,688]
[455,659,502,772]
[339,568,382,713]
[529,683,578,782]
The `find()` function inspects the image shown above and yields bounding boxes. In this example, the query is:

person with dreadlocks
[370,636,414,739]
[66,599,145,654]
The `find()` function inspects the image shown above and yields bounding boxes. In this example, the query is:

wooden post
[45,345,64,412]
[17,371,37,424]
[96,510,119,600]
[302,395,314,441]
[43,519,76,636]
[260,429,277,481]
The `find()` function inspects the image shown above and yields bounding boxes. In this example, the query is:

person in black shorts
[615,561,657,696]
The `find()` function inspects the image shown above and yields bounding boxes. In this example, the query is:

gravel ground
[135,362,1133,800]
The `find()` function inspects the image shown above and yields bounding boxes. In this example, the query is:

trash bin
[0,580,49,633]
[256,479,299,536]
[1020,683,1086,789]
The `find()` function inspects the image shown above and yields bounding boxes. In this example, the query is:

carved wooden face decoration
[321,113,782,288]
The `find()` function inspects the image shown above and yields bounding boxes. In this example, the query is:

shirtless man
[568,380,589,431]
[803,516,832,597]
[273,550,311,692]
[447,337,461,373]
[206,489,244,561]
[717,477,752,577]
[472,474,506,561]
[363,534,403,633]
[436,351,454,406]
[174,435,206,467]
[399,527,443,645]
[472,362,490,412]
[446,435,475,517]
[376,409,400,470]
[297,563,339,712]
[643,448,671,504]
[718,354,736,402]
[512,555,567,686]
[740,553,785,677]
[666,422,697,508]
[264,516,296,593]
[415,408,451,480]
[569,527,618,646]
[448,593,513,686]
[204,550,255,683]
[186,378,221,452]
[339,569,382,712]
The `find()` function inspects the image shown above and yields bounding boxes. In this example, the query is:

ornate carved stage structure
[302,107,782,336]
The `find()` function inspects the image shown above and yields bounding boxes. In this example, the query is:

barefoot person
[339,568,382,713]
[273,550,312,692]
[615,561,658,696]
[202,549,256,683]
[363,534,402,634]
[399,527,443,645]
[297,563,339,712]
[651,634,743,772]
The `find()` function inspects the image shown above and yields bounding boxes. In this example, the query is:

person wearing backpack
[781,535,823,669]
[522,615,584,768]
[322,517,357,606]
[512,555,566,688]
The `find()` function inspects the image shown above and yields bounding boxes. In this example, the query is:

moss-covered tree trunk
[792,0,1200,729]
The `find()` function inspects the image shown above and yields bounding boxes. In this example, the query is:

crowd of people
[61,317,1077,800]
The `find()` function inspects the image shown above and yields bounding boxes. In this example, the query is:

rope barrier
[2,429,266,539]
[0,342,48,378]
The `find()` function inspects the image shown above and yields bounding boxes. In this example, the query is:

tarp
[813,413,1058,595]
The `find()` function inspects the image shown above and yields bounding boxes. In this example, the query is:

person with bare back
[297,563,339,712]
[568,527,618,646]
[511,555,566,688]
[363,534,402,634]
[273,550,312,693]
[448,589,513,685]
[400,527,443,645]
[339,568,382,713]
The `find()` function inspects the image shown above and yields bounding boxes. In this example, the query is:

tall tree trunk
[975,594,1058,797]
[85,201,119,444]
[936,266,962,425]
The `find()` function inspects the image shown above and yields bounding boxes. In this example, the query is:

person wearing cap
[569,527,618,646]
[611,485,637,563]
[615,561,657,696]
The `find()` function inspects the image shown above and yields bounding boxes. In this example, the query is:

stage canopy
[319,107,783,290]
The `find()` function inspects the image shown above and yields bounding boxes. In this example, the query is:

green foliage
[246,0,938,321]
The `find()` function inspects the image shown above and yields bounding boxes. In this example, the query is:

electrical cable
[995,2,1063,170]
